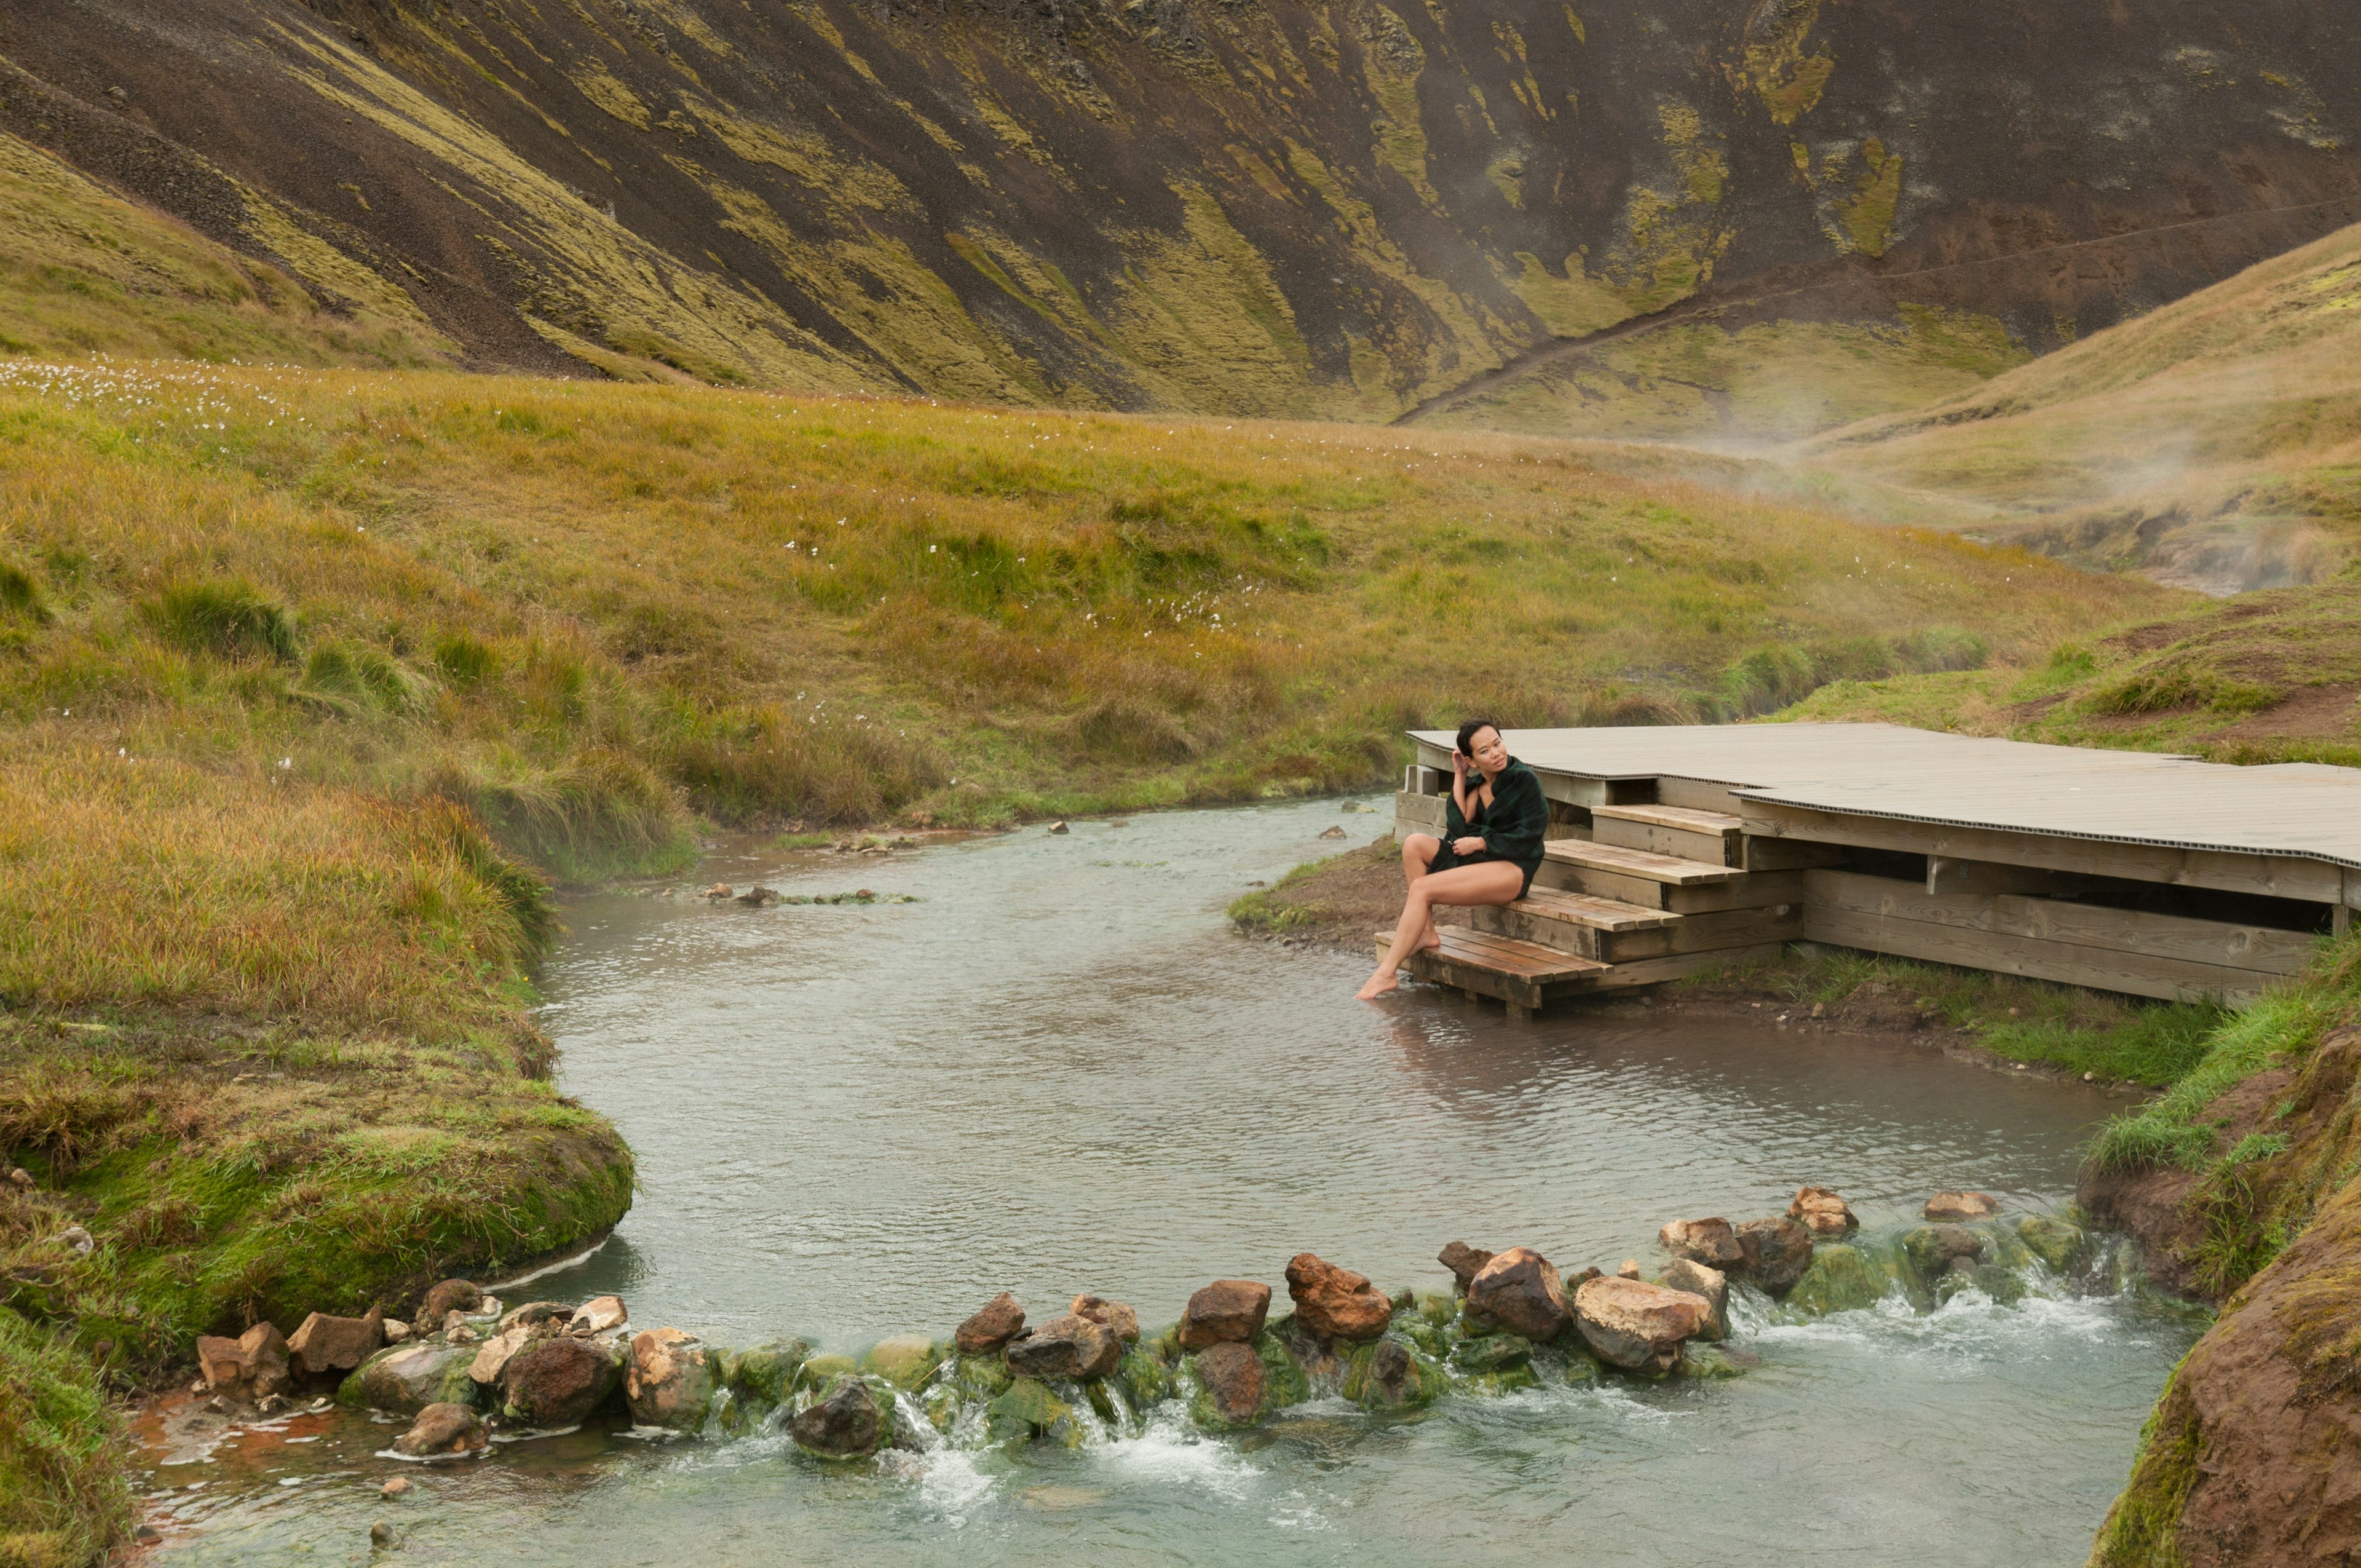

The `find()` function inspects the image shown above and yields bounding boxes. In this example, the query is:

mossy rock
[1398,1317,1449,1358]
[720,1339,810,1410]
[1113,1348,1173,1411]
[1255,1331,1310,1411]
[1340,1336,1445,1411]
[1975,1224,2036,1271]
[339,1340,478,1414]
[1137,1323,1181,1363]
[794,1352,857,1393]
[1680,1344,1747,1380]
[1413,1291,1455,1328]
[860,1334,941,1392]
[1453,1362,1541,1397]
[920,1380,963,1433]
[1785,1244,1892,1317]
[1936,1263,2027,1307]
[2017,1214,2086,1272]
[1084,1378,1120,1425]
[950,1353,1013,1400]
[1449,1332,1534,1374]
[1559,1345,1602,1388]
[986,1376,1079,1448]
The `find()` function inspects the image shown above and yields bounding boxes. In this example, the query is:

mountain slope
[1802,221,2361,593]
[3,0,2356,423]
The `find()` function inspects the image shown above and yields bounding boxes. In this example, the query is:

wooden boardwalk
[1384,723,2354,1013]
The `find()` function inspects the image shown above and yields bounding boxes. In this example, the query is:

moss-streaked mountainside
[3,0,2355,432]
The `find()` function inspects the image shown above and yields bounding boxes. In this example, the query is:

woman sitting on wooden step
[1358,719,1549,1000]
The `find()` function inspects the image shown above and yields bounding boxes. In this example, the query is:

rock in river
[1656,1258,1729,1341]
[1465,1247,1570,1342]
[861,1334,941,1391]
[1784,1244,1892,1317]
[1658,1217,1744,1267]
[1284,1253,1393,1342]
[1923,1189,1999,1221]
[1734,1217,1816,1296]
[1006,1315,1121,1380]
[499,1336,621,1427]
[417,1279,481,1326]
[1903,1224,1988,1280]
[1343,1337,1443,1411]
[627,1329,716,1431]
[1573,1277,1712,1373]
[1437,1241,1494,1293]
[342,1342,476,1414]
[790,1375,893,1459]
[1070,1294,1140,1342]
[392,1402,487,1459]
[955,1292,1025,1355]
[1190,1340,1266,1428]
[1788,1186,1859,1235]
[1179,1280,1271,1350]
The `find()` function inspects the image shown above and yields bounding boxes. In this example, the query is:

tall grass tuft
[665,706,947,826]
[145,580,298,663]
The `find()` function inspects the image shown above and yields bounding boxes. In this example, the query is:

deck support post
[1505,1002,1532,1023]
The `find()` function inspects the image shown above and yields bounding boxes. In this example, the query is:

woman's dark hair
[1456,718,1503,756]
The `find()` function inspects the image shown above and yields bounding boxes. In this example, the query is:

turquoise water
[143,798,2201,1564]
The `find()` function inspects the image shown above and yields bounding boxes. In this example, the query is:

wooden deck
[1378,723,2354,1013]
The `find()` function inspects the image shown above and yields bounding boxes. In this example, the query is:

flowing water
[144,798,2204,1565]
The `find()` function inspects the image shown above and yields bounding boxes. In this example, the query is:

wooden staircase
[1379,798,1806,1016]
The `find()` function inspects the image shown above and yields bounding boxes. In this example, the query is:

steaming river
[144,797,2202,1564]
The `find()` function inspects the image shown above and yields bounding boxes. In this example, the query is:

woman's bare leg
[1398,834,1444,953]
[1358,861,1527,999]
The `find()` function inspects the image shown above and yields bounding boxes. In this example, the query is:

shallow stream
[146,798,2202,1564]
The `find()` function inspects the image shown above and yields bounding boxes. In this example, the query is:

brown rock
[498,1301,574,1335]
[498,1336,620,1427]
[1657,1258,1730,1341]
[1178,1280,1271,1350]
[1789,1186,1859,1235]
[1283,1254,1393,1342]
[1924,1189,2000,1221]
[1616,1259,1641,1280]
[1734,1216,1816,1296]
[288,1307,383,1376]
[382,1319,413,1345]
[1437,1241,1495,1293]
[1658,1216,1744,1267]
[625,1328,714,1429]
[571,1295,628,1335]
[391,1401,486,1458]
[196,1321,291,1400]
[1573,1277,1712,1372]
[789,1377,887,1459]
[469,1326,528,1386]
[379,1476,413,1500]
[1069,1294,1140,1342]
[1193,1340,1265,1425]
[955,1293,1026,1355]
[1465,1247,1570,1342]
[417,1279,481,1327]
[1005,1314,1121,1380]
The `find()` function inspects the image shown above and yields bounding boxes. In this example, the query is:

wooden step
[1535,861,1808,914]
[1591,802,1744,866]
[1542,839,1739,884]
[1479,899,1799,962]
[1511,887,1679,932]
[1374,927,1610,1010]
[1592,804,1744,834]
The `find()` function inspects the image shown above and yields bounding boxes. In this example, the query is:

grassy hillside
[1798,221,2361,594]
[1784,577,2361,766]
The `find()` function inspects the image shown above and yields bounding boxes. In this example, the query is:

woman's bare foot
[1356,968,1401,1000]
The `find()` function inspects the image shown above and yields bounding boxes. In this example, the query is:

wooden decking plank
[1593,803,1745,833]
[1542,839,1738,884]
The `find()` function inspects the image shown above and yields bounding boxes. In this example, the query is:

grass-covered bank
[0,755,633,1563]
